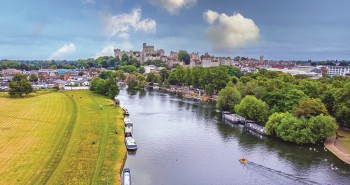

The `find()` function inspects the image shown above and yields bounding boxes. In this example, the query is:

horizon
[1,0,350,61]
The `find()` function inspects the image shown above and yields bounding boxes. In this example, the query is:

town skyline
[1,0,350,61]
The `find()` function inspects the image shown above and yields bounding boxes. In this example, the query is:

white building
[326,66,350,77]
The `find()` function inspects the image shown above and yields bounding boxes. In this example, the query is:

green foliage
[297,79,321,98]
[276,116,316,144]
[146,72,161,84]
[234,95,270,125]
[139,66,145,74]
[90,77,119,99]
[177,50,190,65]
[144,59,166,67]
[120,65,137,73]
[205,84,215,96]
[216,86,241,112]
[29,74,38,82]
[159,68,170,83]
[99,71,113,79]
[265,112,288,135]
[174,65,185,85]
[114,70,126,81]
[333,83,350,127]
[266,112,338,144]
[294,98,328,118]
[309,115,338,141]
[8,74,33,97]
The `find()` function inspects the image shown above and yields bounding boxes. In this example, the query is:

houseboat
[222,111,246,124]
[122,168,131,185]
[245,120,267,135]
[125,136,138,150]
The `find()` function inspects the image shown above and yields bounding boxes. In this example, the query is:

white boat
[124,125,133,137]
[125,136,137,150]
[122,168,131,185]
[124,117,133,126]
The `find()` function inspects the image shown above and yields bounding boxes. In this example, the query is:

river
[118,88,350,185]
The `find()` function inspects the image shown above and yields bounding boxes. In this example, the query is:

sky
[1,0,350,61]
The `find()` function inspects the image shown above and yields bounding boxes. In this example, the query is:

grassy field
[0,90,126,184]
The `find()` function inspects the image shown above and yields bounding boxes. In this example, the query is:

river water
[118,88,350,185]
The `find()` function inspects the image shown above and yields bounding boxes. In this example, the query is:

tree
[275,115,316,144]
[120,65,137,73]
[159,68,170,83]
[216,86,241,112]
[174,65,185,85]
[294,98,328,118]
[333,83,350,127]
[234,95,270,125]
[139,66,145,74]
[121,54,129,65]
[8,74,33,97]
[106,78,120,99]
[205,84,215,97]
[177,50,190,65]
[265,112,288,136]
[309,114,338,141]
[297,79,321,99]
[29,74,38,82]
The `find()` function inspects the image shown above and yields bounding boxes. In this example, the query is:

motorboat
[124,125,133,137]
[239,157,248,163]
[122,168,131,185]
[124,117,133,126]
[125,136,138,150]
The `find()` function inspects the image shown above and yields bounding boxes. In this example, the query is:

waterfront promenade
[324,136,350,164]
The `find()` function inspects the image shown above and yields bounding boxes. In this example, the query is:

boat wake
[243,161,322,185]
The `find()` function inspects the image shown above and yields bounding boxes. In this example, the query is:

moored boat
[125,136,138,150]
[124,117,133,126]
[122,107,130,116]
[124,125,133,137]
[245,120,266,135]
[122,168,131,185]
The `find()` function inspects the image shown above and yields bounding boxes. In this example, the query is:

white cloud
[82,0,95,4]
[49,43,76,60]
[94,41,132,59]
[149,0,196,14]
[204,10,260,51]
[104,8,156,39]
[203,10,219,24]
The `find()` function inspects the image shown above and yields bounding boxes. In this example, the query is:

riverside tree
[216,86,241,112]
[234,95,270,125]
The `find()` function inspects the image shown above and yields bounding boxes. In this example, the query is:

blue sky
[1,0,349,61]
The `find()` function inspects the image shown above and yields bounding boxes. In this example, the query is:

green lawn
[336,129,350,154]
[0,90,126,184]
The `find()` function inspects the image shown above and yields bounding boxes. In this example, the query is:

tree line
[216,69,350,144]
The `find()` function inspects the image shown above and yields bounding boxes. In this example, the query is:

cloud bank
[149,0,197,14]
[203,10,260,51]
[104,8,156,39]
[49,43,76,60]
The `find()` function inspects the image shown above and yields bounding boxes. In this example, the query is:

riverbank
[324,136,350,164]
[156,85,218,102]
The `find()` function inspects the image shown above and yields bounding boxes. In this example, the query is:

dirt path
[324,136,350,164]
